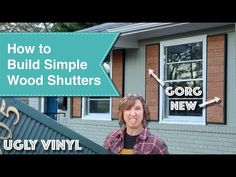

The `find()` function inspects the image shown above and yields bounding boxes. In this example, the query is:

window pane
[165,42,203,63]
[89,100,110,113]
[162,37,205,122]
[85,52,111,115]
[166,61,202,80]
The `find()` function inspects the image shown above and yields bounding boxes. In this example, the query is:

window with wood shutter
[157,34,226,125]
[159,35,207,125]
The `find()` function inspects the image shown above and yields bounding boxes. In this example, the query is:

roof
[78,23,234,49]
[0,97,108,154]
[78,23,132,32]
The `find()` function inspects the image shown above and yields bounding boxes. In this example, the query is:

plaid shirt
[103,127,168,154]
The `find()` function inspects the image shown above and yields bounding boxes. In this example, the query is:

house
[27,23,236,154]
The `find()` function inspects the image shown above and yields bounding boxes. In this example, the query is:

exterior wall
[58,118,236,154]
[58,118,119,146]
[124,48,145,96]
[29,97,40,111]
[226,32,236,126]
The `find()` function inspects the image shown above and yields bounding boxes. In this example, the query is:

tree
[0,23,54,32]
[0,22,99,32]
[51,22,99,32]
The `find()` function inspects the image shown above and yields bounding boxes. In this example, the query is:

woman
[103,93,168,154]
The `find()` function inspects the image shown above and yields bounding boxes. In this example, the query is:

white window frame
[81,51,113,121]
[40,97,45,113]
[159,35,207,125]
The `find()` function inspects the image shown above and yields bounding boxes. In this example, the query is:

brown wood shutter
[206,35,226,123]
[112,49,124,119]
[145,44,159,121]
[71,97,82,118]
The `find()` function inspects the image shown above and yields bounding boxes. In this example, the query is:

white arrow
[148,69,165,87]
[199,97,221,107]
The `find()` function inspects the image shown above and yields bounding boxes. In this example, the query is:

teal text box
[0,32,120,96]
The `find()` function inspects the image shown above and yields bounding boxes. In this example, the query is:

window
[160,35,206,125]
[82,53,112,120]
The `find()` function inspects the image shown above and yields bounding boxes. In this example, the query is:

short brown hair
[118,94,150,127]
